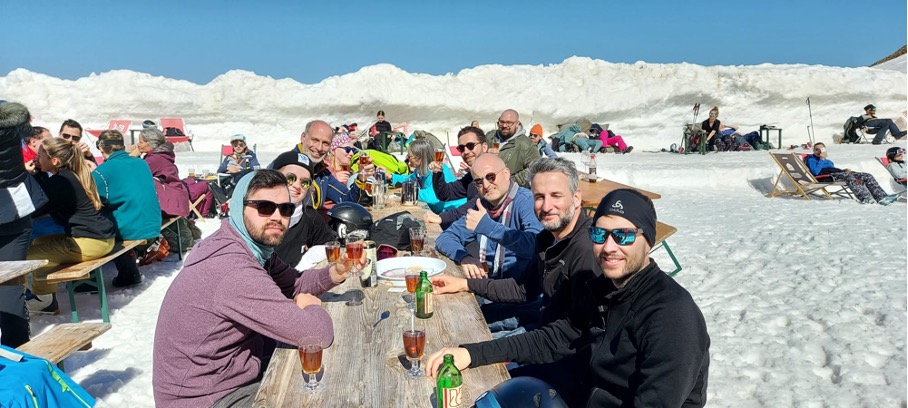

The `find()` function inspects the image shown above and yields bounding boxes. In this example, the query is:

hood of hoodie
[148,142,176,163]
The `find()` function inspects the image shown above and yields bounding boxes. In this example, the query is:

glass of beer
[299,344,325,393]
[341,163,351,172]
[359,151,373,167]
[402,329,426,377]
[325,241,340,263]
[434,148,445,163]
[409,227,425,256]
[188,167,196,178]
[345,233,365,306]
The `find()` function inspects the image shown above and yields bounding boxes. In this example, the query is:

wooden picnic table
[0,260,48,284]
[254,201,509,407]
[578,177,661,207]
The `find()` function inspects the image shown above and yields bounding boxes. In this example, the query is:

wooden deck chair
[797,154,855,199]
[160,118,194,151]
[768,153,845,200]
[188,195,206,222]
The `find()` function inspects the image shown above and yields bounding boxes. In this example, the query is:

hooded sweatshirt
[144,142,190,217]
[153,174,338,407]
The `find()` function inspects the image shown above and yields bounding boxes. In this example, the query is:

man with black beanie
[426,189,711,407]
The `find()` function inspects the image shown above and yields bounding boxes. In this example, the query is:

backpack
[371,211,421,250]
[743,131,762,149]
[843,117,862,143]
[352,149,410,175]
[412,130,445,151]
[164,127,185,137]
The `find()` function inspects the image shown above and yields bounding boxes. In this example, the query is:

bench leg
[176,218,183,260]
[663,241,682,277]
[66,281,80,323]
[95,267,110,324]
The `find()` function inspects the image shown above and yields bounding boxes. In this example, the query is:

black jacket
[274,206,338,267]
[432,171,478,226]
[464,261,710,408]
[0,102,46,229]
[32,170,115,240]
[374,121,392,133]
[467,211,603,324]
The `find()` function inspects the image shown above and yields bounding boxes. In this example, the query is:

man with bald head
[435,154,542,336]
[270,120,363,210]
[486,109,540,188]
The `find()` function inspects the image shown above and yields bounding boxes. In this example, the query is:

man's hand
[294,293,322,309]
[459,256,487,279]
[428,161,443,173]
[77,142,91,157]
[426,347,471,379]
[423,211,442,225]
[430,274,469,294]
[459,161,471,172]
[329,250,367,283]
[464,199,487,231]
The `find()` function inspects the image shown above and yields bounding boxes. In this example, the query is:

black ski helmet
[327,202,372,242]
[473,377,568,408]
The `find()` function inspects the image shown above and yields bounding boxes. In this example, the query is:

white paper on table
[295,245,328,271]
[387,286,406,293]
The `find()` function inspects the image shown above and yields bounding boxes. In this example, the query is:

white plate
[376,257,447,281]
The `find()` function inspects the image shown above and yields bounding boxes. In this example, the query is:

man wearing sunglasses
[154,169,360,407]
[271,151,338,268]
[485,109,540,188]
[427,189,710,407]
[425,126,488,227]
[59,118,97,169]
[859,104,907,145]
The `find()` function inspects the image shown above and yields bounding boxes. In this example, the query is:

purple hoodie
[153,220,337,407]
[144,142,190,217]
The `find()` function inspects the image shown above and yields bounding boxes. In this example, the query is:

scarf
[228,172,291,266]
[479,181,519,276]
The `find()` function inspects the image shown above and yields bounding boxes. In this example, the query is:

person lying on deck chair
[805,142,899,205]
[860,104,907,145]
[885,147,906,183]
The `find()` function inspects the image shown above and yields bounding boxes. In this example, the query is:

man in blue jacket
[93,129,162,287]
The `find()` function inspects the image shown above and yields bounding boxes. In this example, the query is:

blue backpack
[0,346,95,407]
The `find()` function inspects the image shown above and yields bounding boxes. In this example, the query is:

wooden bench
[160,215,185,260]
[17,323,111,371]
[39,240,145,323]
[582,207,682,276]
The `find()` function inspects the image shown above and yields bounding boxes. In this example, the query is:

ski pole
[806,97,815,145]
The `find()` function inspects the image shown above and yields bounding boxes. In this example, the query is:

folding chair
[160,118,194,151]
[218,144,257,187]
[188,194,206,222]
[768,153,851,200]
[877,156,907,198]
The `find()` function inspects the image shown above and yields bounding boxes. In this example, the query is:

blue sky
[3,0,905,84]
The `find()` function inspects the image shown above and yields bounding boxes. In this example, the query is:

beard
[538,205,575,232]
[245,218,287,247]
[600,246,647,288]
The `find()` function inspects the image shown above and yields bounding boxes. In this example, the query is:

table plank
[0,260,49,284]
[255,202,509,407]
[578,177,661,207]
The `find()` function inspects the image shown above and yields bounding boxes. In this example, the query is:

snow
[4,58,907,406]
[873,54,907,73]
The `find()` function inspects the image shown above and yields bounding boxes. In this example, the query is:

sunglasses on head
[472,167,506,187]
[456,142,481,153]
[377,244,399,260]
[283,173,313,188]
[61,133,82,142]
[243,200,295,217]
[589,226,643,246]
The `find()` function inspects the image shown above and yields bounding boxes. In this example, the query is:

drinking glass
[299,344,325,393]
[359,150,373,168]
[188,167,196,178]
[434,148,445,164]
[325,241,340,263]
[409,227,425,256]
[403,266,420,310]
[345,232,366,306]
[402,329,426,377]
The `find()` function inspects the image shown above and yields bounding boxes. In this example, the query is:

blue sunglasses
[589,226,643,246]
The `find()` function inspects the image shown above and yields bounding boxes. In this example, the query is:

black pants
[0,217,32,348]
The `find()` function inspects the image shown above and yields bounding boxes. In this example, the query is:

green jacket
[487,126,541,187]
[92,150,162,241]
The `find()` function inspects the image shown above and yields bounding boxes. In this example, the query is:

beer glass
[188,167,196,178]
[434,148,445,164]
[402,329,426,377]
[325,241,341,263]
[299,344,325,393]
[345,232,366,306]
[359,150,373,167]
[409,227,425,256]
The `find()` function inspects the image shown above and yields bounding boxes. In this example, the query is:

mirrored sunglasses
[243,200,295,217]
[588,226,643,246]
[283,173,313,188]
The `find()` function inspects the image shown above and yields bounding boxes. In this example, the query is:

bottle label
[421,293,433,314]
[441,385,463,408]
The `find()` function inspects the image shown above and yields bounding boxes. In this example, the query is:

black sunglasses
[588,226,643,246]
[456,142,482,153]
[471,167,506,187]
[61,133,82,142]
[243,200,295,217]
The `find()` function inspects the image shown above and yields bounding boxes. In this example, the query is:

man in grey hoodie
[153,170,357,408]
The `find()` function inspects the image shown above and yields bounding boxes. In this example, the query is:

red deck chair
[877,156,907,199]
[160,118,194,151]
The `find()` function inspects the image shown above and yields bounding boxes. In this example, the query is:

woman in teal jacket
[384,139,466,214]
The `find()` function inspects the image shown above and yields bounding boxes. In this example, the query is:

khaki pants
[27,235,115,295]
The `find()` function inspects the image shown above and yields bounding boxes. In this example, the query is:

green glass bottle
[436,354,463,408]
[415,270,433,319]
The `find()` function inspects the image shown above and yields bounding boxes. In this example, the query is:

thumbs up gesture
[465,198,487,231]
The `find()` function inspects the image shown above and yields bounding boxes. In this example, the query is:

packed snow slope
[1,56,905,151]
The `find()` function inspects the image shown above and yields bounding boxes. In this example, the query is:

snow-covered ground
[4,58,907,406]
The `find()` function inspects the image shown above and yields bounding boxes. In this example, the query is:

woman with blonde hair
[25,138,115,314]
[700,106,722,153]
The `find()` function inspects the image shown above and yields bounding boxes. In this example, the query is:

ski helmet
[473,377,569,408]
[327,202,372,243]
